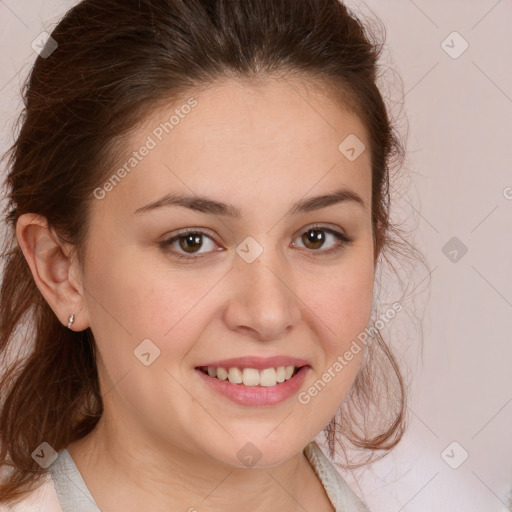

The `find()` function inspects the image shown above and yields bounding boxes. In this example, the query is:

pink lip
[195,355,309,370]
[195,365,310,407]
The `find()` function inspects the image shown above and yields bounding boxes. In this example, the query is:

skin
[16,75,375,511]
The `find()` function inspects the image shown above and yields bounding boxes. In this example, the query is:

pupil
[180,233,202,253]
[303,229,324,249]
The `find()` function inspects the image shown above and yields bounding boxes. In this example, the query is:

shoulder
[0,473,63,512]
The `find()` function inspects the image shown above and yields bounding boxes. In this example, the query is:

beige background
[1,1,511,510]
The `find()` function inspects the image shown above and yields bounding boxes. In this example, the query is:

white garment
[1,441,371,511]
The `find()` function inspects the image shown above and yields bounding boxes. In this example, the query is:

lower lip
[194,366,310,407]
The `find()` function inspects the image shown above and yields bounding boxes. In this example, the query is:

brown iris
[302,228,326,250]
[178,233,204,253]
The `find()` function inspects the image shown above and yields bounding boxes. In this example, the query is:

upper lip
[196,356,310,370]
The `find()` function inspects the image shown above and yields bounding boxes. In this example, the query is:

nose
[223,252,302,342]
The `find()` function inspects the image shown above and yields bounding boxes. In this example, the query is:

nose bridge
[226,237,302,340]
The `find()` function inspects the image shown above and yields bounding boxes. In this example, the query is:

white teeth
[216,367,228,380]
[242,368,260,386]
[201,364,300,386]
[259,368,277,386]
[228,367,243,384]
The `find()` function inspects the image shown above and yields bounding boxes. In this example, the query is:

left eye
[291,226,352,253]
[160,225,352,260]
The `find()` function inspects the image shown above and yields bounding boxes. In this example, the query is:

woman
[0,0,413,510]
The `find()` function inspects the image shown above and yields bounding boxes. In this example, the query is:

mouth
[194,363,310,407]
[196,365,304,387]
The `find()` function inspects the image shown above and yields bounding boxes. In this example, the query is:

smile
[195,365,310,406]
[197,365,301,387]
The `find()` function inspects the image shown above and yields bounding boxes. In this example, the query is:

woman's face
[80,76,375,467]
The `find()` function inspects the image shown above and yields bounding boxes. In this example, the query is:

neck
[67,413,329,512]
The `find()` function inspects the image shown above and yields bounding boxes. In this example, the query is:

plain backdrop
[0,1,511,511]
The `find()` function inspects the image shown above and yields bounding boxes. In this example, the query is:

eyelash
[159,224,354,261]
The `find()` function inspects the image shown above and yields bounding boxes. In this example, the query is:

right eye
[160,228,222,260]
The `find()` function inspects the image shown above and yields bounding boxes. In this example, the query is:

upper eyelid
[164,224,347,242]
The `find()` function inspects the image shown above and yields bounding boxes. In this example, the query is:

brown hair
[0,0,418,504]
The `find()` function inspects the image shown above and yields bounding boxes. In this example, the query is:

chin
[203,433,305,469]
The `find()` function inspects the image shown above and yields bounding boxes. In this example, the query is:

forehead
[93,75,372,219]
[161,75,368,156]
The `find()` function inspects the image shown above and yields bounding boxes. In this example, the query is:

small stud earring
[67,314,75,329]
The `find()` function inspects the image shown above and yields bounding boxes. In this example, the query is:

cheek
[86,241,210,336]
[83,255,215,431]
[90,261,231,393]
[302,257,375,347]
[294,257,374,423]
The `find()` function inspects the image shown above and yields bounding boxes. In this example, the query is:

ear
[15,213,90,331]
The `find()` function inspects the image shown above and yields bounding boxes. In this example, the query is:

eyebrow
[133,187,365,217]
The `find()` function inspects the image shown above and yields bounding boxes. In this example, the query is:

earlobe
[67,313,76,329]
[15,213,89,331]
